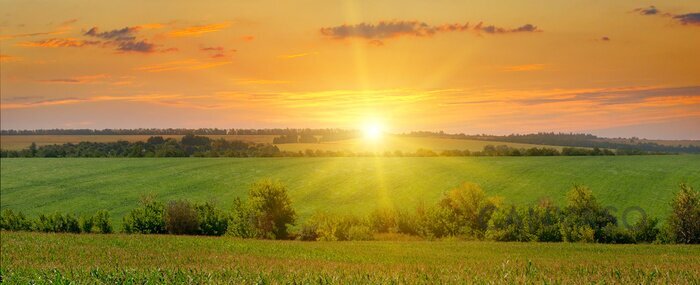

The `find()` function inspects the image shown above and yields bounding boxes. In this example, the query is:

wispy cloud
[674,13,700,26]
[135,59,231,72]
[634,6,700,26]
[278,52,317,59]
[320,20,540,45]
[83,26,164,53]
[168,22,230,37]
[0,54,22,62]
[234,79,291,85]
[38,74,110,84]
[501,64,546,72]
[19,38,100,48]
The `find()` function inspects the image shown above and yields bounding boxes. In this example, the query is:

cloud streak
[320,20,540,44]
[135,59,231,72]
[634,6,700,26]
[168,22,230,37]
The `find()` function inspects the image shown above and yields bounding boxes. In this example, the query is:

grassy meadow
[2,231,699,284]
[2,156,698,227]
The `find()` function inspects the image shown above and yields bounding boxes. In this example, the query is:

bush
[667,183,700,244]
[35,213,81,233]
[0,209,33,231]
[246,179,296,239]
[348,225,374,241]
[298,212,373,241]
[93,210,113,234]
[598,224,636,244]
[81,215,95,233]
[486,205,531,242]
[559,185,617,242]
[226,198,257,238]
[630,216,659,243]
[196,202,229,236]
[123,197,166,234]
[439,183,499,238]
[523,199,563,242]
[165,200,200,235]
[369,207,398,233]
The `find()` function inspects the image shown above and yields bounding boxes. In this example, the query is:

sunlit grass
[2,231,699,283]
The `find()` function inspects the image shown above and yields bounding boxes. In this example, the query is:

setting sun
[363,123,383,141]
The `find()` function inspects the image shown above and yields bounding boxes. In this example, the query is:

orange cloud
[135,59,231,72]
[168,22,230,37]
[278,52,317,59]
[0,54,22,62]
[39,74,110,84]
[241,35,255,41]
[18,38,100,48]
[501,64,546,72]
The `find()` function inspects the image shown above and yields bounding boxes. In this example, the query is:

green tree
[560,185,616,242]
[122,196,166,234]
[668,183,700,244]
[165,200,200,235]
[247,179,296,239]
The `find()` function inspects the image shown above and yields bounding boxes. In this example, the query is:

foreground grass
[2,156,699,227]
[1,231,698,284]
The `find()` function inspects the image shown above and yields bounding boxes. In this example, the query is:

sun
[363,123,383,141]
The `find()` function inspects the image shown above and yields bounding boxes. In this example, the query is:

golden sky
[1,1,699,139]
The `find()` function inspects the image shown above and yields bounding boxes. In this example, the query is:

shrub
[0,209,33,231]
[348,225,374,241]
[227,197,258,238]
[559,185,616,242]
[246,179,296,239]
[523,199,563,242]
[165,200,200,235]
[630,216,659,243]
[298,212,373,241]
[93,210,113,234]
[122,197,166,234]
[486,205,532,242]
[369,207,398,233]
[81,215,95,233]
[439,182,499,238]
[598,224,636,244]
[35,213,81,233]
[667,183,700,244]
[196,202,229,236]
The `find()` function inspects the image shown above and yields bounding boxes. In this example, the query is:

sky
[1,1,699,139]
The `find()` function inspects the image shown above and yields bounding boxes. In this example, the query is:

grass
[2,156,699,227]
[1,231,699,284]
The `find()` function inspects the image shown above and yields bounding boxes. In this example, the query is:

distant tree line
[401,131,700,154]
[0,128,360,138]
[3,181,699,244]
[0,136,660,158]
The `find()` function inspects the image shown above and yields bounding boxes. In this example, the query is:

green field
[2,156,698,227]
[2,231,699,283]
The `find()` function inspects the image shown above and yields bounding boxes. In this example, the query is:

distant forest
[402,131,700,154]
[1,128,698,153]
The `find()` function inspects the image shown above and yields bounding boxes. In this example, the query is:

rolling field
[0,134,558,152]
[2,231,699,283]
[2,156,699,227]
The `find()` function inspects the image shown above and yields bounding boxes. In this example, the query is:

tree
[668,183,700,244]
[122,196,166,234]
[165,200,200,235]
[247,179,296,239]
[560,185,616,242]
[439,182,499,237]
[93,210,113,234]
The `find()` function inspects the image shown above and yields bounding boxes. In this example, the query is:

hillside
[2,156,698,226]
